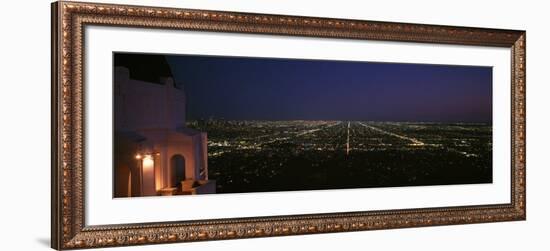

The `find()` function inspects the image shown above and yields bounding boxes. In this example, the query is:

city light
[187,119,492,194]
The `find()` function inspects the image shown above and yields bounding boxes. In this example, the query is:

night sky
[166,55,492,123]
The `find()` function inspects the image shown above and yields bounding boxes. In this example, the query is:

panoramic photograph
[113,52,492,198]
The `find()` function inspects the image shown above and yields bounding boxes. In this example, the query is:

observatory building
[113,54,215,197]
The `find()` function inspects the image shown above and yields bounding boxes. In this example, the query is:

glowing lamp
[142,154,154,170]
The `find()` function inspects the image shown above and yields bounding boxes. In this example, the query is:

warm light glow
[135,154,142,160]
[142,154,154,170]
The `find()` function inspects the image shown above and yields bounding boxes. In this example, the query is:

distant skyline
[165,54,492,123]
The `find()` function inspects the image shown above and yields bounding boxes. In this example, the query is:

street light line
[358,122,425,146]
[346,122,350,155]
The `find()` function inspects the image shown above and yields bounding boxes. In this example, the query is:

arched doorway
[170,154,186,188]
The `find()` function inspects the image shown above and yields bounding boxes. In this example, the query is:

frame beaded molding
[51,1,526,249]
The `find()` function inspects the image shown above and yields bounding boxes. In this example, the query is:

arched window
[170,154,186,187]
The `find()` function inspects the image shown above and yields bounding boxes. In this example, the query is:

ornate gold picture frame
[51,1,526,249]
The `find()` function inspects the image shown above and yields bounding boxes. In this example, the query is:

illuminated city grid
[166,54,493,194]
[188,120,492,193]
